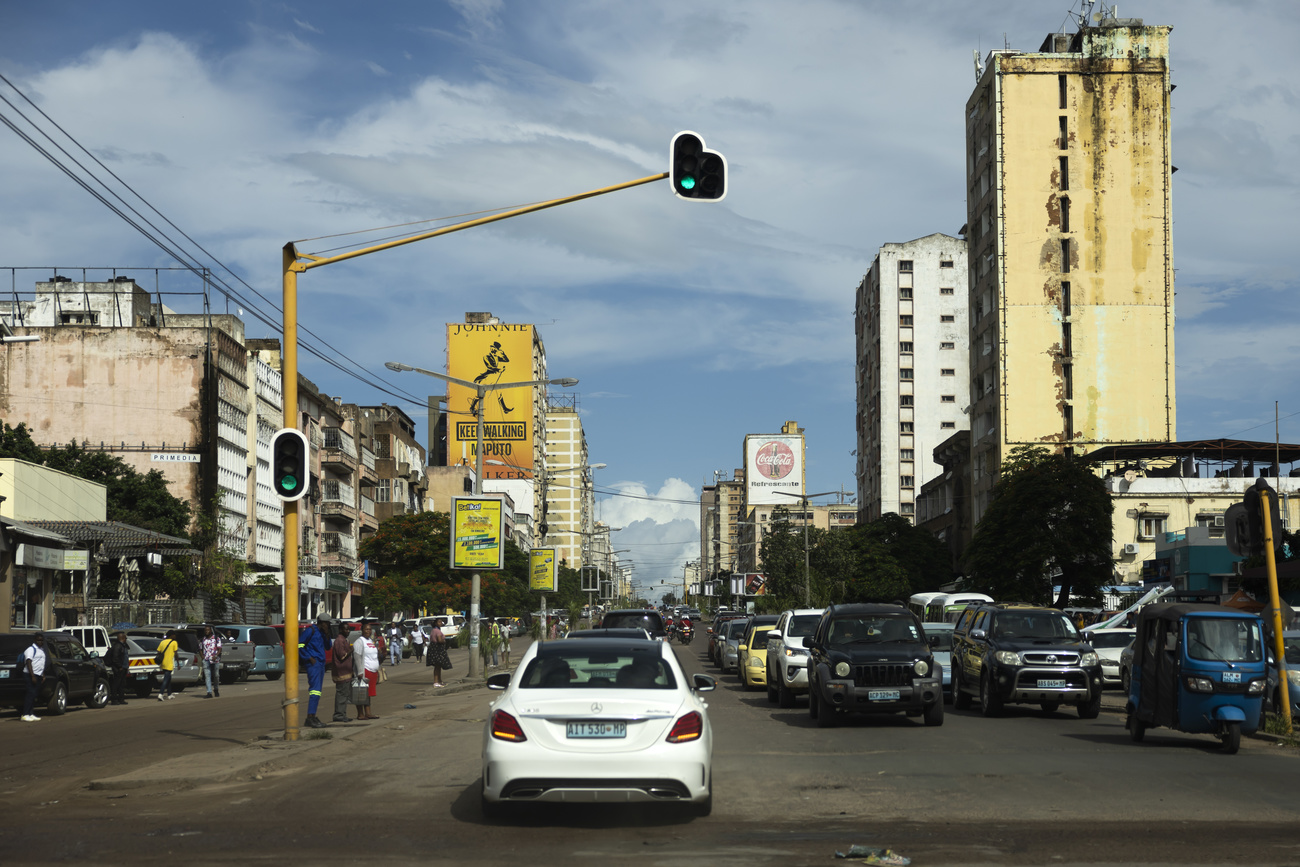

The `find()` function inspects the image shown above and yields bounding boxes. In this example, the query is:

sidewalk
[87,634,531,792]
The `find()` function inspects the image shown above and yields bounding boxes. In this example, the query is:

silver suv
[765,608,825,707]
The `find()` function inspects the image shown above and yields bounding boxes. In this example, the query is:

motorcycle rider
[679,614,693,643]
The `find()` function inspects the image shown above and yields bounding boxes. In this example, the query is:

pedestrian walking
[489,619,502,668]
[299,614,331,729]
[425,620,450,687]
[200,625,222,698]
[156,630,179,701]
[411,622,425,662]
[330,623,354,722]
[501,622,512,668]
[106,631,130,705]
[352,622,381,719]
[19,633,47,721]
[388,622,403,665]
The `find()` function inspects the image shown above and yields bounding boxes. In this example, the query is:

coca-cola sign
[754,441,795,480]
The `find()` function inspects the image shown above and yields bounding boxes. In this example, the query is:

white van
[54,625,112,658]
[923,593,993,623]
[419,614,464,640]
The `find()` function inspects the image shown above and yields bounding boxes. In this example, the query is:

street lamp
[773,490,840,606]
[386,360,578,676]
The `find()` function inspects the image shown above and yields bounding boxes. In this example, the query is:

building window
[1061,281,1071,315]
[1059,115,1068,150]
[899,260,913,273]
[940,341,955,350]
[1059,74,1067,109]
[900,449,914,461]
[940,287,955,295]
[899,341,913,353]
[940,315,955,323]
[1062,322,1073,356]
[1062,363,1073,399]
[1064,404,1074,440]
[900,287,913,299]
[941,368,955,376]
[1138,516,1166,541]
[900,368,914,380]
[1060,238,1071,273]
[1059,156,1069,191]
[900,422,914,433]
[900,476,915,488]
[940,260,954,268]
[900,502,915,515]
[60,311,100,325]
[1060,197,1071,233]
[941,395,956,403]
[941,421,956,429]
[900,315,913,326]
[900,395,914,407]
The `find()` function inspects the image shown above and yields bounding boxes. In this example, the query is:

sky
[2,1,1297,599]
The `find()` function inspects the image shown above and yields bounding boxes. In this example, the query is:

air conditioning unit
[1122,542,1140,555]
[1213,515,1225,528]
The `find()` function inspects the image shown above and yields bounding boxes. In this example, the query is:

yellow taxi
[737,615,779,691]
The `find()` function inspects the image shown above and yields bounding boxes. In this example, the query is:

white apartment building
[855,234,969,522]
[543,394,596,568]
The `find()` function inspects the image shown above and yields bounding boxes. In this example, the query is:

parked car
[125,632,203,691]
[217,625,286,680]
[1119,638,1136,694]
[737,615,780,691]
[707,613,748,664]
[481,637,716,817]
[599,609,668,642]
[53,625,112,659]
[950,603,1102,718]
[1265,630,1300,718]
[719,619,749,674]
[804,604,944,727]
[764,608,824,707]
[134,624,252,684]
[1082,627,1136,688]
[923,621,957,701]
[122,637,162,698]
[1,631,110,715]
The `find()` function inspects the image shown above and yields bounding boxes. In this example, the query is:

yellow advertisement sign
[529,548,557,593]
[450,496,504,570]
[446,323,535,479]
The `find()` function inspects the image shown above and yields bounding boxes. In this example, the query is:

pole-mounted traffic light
[271,428,310,502]
[670,131,727,202]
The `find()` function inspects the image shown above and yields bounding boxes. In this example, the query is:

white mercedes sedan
[481,637,715,817]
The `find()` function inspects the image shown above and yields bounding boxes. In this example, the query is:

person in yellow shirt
[157,630,179,701]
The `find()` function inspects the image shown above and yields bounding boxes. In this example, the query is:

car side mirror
[738,644,747,652]
[802,636,815,649]
[767,631,782,640]
[486,672,512,690]
[90,650,101,658]
[692,673,717,692]
[971,629,987,640]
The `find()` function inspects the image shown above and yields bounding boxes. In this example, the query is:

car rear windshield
[601,613,664,632]
[520,649,676,690]
[250,628,280,646]
[1087,632,1134,649]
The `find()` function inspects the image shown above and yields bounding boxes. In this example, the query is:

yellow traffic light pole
[1259,492,1292,734]
[279,171,667,740]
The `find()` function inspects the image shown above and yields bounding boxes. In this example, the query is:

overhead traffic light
[670,131,727,202]
[271,428,310,502]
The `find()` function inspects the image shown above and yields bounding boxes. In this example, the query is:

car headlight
[834,661,852,678]
[913,659,930,676]
[1246,679,1265,696]
[994,650,1020,665]
[1080,652,1099,667]
[750,657,764,667]
[1185,676,1214,694]
[784,648,807,659]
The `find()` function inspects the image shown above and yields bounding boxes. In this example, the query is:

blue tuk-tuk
[1126,603,1267,754]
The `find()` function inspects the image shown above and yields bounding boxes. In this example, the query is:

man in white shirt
[411,623,425,663]
[20,633,48,722]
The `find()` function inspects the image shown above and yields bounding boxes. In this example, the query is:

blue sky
[2,1,1297,595]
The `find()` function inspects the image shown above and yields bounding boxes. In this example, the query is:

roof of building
[1083,439,1300,466]
[20,520,199,558]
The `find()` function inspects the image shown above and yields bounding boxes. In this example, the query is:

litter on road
[833,845,911,866]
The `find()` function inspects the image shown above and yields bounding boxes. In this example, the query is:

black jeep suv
[950,603,1102,718]
[804,604,943,727]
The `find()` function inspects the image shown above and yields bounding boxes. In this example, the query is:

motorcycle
[677,625,694,645]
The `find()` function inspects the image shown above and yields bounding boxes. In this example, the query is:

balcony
[320,531,357,573]
[322,427,359,473]
[322,478,357,524]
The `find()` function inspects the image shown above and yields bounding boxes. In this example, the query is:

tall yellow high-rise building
[965,15,1176,523]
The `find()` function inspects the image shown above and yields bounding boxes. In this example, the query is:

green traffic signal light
[679,175,696,191]
[670,131,726,202]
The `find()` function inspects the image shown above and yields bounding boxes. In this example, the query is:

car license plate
[0,670,8,679]
[868,689,900,701]
[1038,679,1066,688]
[136,673,149,680]
[1222,671,1242,683]
[566,721,626,739]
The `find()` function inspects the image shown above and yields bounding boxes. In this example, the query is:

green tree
[0,422,44,463]
[962,445,1113,608]
[856,512,953,597]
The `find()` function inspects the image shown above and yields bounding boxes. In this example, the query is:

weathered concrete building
[701,468,745,586]
[543,393,596,568]
[855,234,968,523]
[964,17,1176,525]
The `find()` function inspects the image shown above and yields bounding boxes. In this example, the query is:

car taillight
[490,710,527,742]
[666,711,702,743]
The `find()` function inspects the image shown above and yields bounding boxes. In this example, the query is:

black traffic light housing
[271,428,310,502]
[1244,478,1284,557]
[670,131,727,202]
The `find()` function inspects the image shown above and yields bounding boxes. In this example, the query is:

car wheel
[266,672,283,681]
[809,681,819,719]
[816,691,838,728]
[135,681,152,699]
[765,672,778,704]
[952,666,972,710]
[1120,668,1130,695]
[979,670,1002,717]
[1128,714,1145,743]
[1040,701,1061,714]
[923,699,944,727]
[1078,690,1101,720]
[239,668,250,683]
[87,678,110,709]
[778,677,795,709]
[46,680,68,716]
